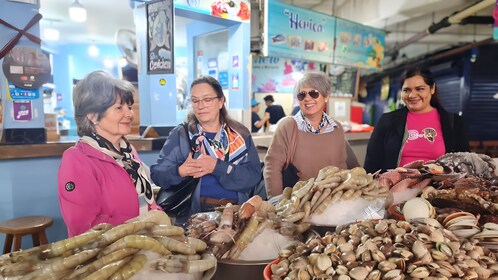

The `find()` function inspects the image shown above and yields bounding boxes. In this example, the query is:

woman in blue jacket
[151,76,261,223]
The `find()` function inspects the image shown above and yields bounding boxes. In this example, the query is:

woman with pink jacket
[58,71,160,237]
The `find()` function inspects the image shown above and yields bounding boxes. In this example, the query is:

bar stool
[0,216,53,254]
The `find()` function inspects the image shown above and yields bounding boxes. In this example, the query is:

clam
[412,240,428,259]
[402,197,435,221]
[349,266,369,280]
[410,266,430,278]
[366,270,381,280]
[297,268,311,280]
[315,254,331,271]
[382,269,403,280]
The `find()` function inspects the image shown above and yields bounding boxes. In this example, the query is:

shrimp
[82,256,132,280]
[38,229,103,259]
[186,237,207,252]
[125,210,171,226]
[20,269,72,280]
[155,258,183,273]
[184,258,217,273]
[20,249,99,280]
[109,253,147,280]
[156,236,196,255]
[148,224,184,237]
[227,216,260,259]
[84,221,156,249]
[98,235,170,258]
[67,248,139,279]
[239,195,263,220]
[209,205,237,244]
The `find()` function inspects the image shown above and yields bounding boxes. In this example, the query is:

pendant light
[43,19,60,41]
[69,0,87,23]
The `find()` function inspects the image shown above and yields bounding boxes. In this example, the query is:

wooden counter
[0,137,166,160]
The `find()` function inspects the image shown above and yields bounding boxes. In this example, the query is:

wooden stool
[0,216,53,254]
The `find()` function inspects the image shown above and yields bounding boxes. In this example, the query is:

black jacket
[364,105,470,173]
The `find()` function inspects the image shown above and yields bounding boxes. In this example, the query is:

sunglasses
[297,89,320,101]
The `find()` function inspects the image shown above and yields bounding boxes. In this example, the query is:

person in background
[151,76,261,223]
[264,94,286,126]
[264,72,359,197]
[251,98,269,133]
[58,71,160,237]
[364,66,470,174]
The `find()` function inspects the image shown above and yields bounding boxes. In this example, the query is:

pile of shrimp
[0,210,216,280]
[186,195,308,260]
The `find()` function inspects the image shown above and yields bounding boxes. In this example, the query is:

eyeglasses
[189,96,219,107]
[297,89,320,101]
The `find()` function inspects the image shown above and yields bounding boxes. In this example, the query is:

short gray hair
[294,71,331,98]
[73,70,135,136]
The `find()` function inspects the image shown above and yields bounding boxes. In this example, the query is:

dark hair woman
[151,76,261,224]
[364,66,470,173]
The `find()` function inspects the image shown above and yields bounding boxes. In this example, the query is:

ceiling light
[69,0,87,22]
[43,20,60,41]
[43,27,60,41]
[88,44,99,57]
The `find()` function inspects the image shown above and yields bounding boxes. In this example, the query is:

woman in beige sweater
[264,72,359,197]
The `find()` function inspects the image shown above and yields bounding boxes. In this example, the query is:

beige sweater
[264,117,347,196]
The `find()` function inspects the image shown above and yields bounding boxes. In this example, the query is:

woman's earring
[93,121,98,125]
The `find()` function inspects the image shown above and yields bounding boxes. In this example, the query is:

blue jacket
[150,123,261,221]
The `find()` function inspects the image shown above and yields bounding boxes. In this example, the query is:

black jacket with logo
[364,104,470,173]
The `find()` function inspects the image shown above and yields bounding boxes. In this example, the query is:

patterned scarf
[190,123,247,164]
[80,133,155,204]
[295,111,338,134]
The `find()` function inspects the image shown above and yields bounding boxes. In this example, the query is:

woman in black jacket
[364,66,470,173]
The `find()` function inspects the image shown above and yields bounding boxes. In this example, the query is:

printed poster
[13,100,32,121]
[252,56,322,93]
[147,0,175,74]
[174,0,250,22]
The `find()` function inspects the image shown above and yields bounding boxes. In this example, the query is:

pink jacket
[58,141,140,237]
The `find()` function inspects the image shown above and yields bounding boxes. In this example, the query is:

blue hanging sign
[334,18,385,70]
[264,0,335,64]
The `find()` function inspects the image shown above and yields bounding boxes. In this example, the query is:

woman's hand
[179,153,217,178]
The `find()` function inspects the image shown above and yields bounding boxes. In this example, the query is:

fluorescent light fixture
[69,0,87,22]
[43,27,60,41]
[88,44,99,57]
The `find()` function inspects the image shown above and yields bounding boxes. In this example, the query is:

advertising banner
[263,1,385,70]
[264,0,335,64]
[174,0,250,22]
[334,18,385,70]
[252,56,322,93]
